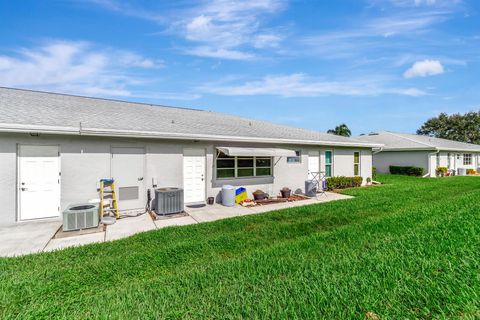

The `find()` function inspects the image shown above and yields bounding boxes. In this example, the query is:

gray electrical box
[63,203,99,231]
[155,188,184,215]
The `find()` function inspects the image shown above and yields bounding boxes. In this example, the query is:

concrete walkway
[0,192,352,257]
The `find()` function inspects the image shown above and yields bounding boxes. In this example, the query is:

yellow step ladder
[99,179,119,219]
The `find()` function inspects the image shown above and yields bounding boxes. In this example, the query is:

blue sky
[0,0,479,135]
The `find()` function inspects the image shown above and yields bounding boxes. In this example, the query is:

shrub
[467,169,477,175]
[436,166,448,177]
[389,166,424,177]
[326,176,363,190]
[372,167,377,181]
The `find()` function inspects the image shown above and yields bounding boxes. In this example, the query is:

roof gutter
[381,147,480,152]
[0,123,383,149]
[372,146,384,154]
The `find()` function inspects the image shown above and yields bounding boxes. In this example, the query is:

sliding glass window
[216,151,272,179]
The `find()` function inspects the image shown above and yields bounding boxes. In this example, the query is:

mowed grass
[1,175,479,319]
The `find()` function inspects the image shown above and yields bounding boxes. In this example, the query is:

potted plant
[252,189,269,201]
[280,187,291,198]
[436,166,448,177]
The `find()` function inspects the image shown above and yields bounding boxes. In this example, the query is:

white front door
[19,145,61,221]
[308,151,320,180]
[183,148,206,203]
[111,147,145,211]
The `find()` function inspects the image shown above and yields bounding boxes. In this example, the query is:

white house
[0,87,381,226]
[357,131,480,177]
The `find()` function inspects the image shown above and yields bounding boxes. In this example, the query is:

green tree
[417,111,480,144]
[327,123,352,137]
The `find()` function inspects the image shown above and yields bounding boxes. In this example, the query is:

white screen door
[19,145,61,221]
[308,151,320,180]
[183,148,206,203]
[111,147,145,211]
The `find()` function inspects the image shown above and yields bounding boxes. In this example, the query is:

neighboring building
[0,87,381,226]
[357,131,480,177]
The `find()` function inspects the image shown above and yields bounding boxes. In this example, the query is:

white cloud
[200,73,427,97]
[368,13,447,36]
[175,0,286,59]
[298,10,450,61]
[389,0,437,6]
[371,0,462,8]
[252,34,283,48]
[394,87,428,96]
[116,51,162,68]
[0,41,165,97]
[89,0,287,60]
[187,47,255,60]
[403,59,444,78]
[85,0,165,23]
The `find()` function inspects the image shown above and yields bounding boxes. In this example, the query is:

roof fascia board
[0,123,382,148]
[381,147,437,152]
[437,147,480,152]
[381,147,480,152]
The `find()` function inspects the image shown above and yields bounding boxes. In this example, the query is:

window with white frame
[287,150,301,164]
[216,151,272,179]
[463,153,472,165]
[354,151,360,176]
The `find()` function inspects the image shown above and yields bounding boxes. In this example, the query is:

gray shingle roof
[357,131,480,152]
[0,87,380,148]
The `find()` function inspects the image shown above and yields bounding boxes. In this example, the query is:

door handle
[21,187,28,191]
[138,177,144,181]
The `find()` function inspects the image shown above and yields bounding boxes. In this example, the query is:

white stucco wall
[373,150,480,177]
[0,133,374,226]
[373,151,430,175]
[430,151,480,176]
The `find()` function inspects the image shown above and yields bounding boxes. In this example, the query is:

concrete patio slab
[187,205,247,222]
[186,192,353,220]
[154,216,198,229]
[44,232,105,252]
[0,219,62,257]
[0,191,354,257]
[105,213,156,241]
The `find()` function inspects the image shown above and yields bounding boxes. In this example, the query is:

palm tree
[327,123,352,137]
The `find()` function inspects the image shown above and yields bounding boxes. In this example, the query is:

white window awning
[217,147,297,157]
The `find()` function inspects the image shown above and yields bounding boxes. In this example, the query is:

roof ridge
[0,86,203,112]
[384,131,436,149]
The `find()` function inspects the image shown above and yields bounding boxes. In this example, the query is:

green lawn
[1,175,479,319]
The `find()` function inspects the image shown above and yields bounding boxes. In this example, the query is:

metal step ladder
[99,179,119,219]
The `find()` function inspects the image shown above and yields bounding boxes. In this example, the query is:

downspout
[424,149,440,178]
[371,147,383,184]
[372,146,384,155]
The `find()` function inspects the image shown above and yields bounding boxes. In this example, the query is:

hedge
[372,166,377,181]
[326,176,363,190]
[389,166,424,176]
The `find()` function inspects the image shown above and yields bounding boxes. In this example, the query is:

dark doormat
[187,204,206,209]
